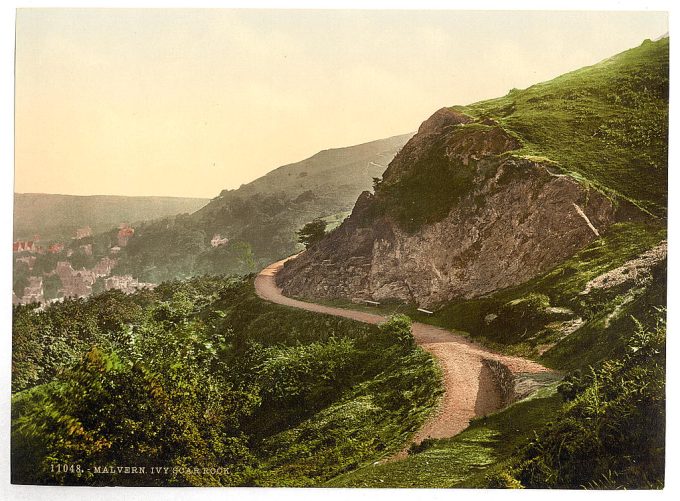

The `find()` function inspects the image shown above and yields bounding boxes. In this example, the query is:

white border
[1,1,677,501]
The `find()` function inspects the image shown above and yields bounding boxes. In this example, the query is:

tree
[296,218,327,249]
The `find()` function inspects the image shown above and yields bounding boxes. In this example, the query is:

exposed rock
[580,241,667,295]
[482,359,562,405]
[484,313,498,324]
[482,359,516,407]
[278,108,619,308]
[534,318,585,355]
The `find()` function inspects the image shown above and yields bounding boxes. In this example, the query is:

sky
[14,9,668,198]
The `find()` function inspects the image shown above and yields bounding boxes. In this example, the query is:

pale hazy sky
[15,9,667,198]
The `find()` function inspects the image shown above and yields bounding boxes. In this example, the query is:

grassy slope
[457,37,668,217]
[328,384,562,488]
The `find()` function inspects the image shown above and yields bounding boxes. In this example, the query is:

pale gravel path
[255,256,551,453]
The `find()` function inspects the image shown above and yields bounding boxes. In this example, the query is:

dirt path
[255,256,551,453]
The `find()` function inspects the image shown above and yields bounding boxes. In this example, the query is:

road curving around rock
[255,255,552,455]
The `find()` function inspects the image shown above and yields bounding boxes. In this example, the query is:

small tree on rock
[297,218,327,249]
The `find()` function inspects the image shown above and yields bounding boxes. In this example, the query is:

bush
[492,293,551,334]
[296,219,327,249]
[11,275,442,486]
[486,471,524,489]
[513,312,666,489]
[379,314,415,351]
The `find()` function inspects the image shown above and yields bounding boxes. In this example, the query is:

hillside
[275,37,667,489]
[12,277,441,486]
[10,36,668,490]
[13,193,209,241]
[202,133,413,208]
[111,133,412,283]
[459,36,668,217]
[278,37,668,307]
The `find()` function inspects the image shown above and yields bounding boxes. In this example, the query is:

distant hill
[110,133,413,282]
[13,194,210,241]
[203,133,413,209]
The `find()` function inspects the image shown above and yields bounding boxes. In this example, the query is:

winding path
[255,256,551,452]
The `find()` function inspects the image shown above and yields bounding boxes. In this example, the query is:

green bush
[510,313,665,489]
[11,275,442,486]
[486,471,524,489]
[378,314,415,351]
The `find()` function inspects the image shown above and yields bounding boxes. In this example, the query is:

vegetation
[11,39,668,489]
[507,313,665,489]
[372,129,490,231]
[329,312,665,489]
[11,276,441,486]
[297,218,327,249]
[459,37,668,218]
[328,383,563,488]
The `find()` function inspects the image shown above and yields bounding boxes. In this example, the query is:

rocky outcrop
[580,241,667,295]
[482,359,516,407]
[277,108,618,308]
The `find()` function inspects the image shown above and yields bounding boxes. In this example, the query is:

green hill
[10,37,668,490]
[458,36,668,218]
[277,37,668,489]
[13,193,209,241]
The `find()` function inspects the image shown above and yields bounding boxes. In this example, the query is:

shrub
[296,219,327,249]
[514,312,665,489]
[493,293,551,333]
[486,470,524,489]
[379,314,415,351]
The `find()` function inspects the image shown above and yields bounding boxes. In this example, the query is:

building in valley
[104,275,156,294]
[74,226,92,239]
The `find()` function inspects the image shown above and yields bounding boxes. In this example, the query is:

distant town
[12,223,155,307]
[13,222,233,307]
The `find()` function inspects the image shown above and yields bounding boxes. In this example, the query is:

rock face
[277,108,618,308]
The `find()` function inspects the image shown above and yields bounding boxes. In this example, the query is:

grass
[252,348,443,486]
[541,261,666,370]
[458,37,668,218]
[327,384,563,488]
[373,140,485,232]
